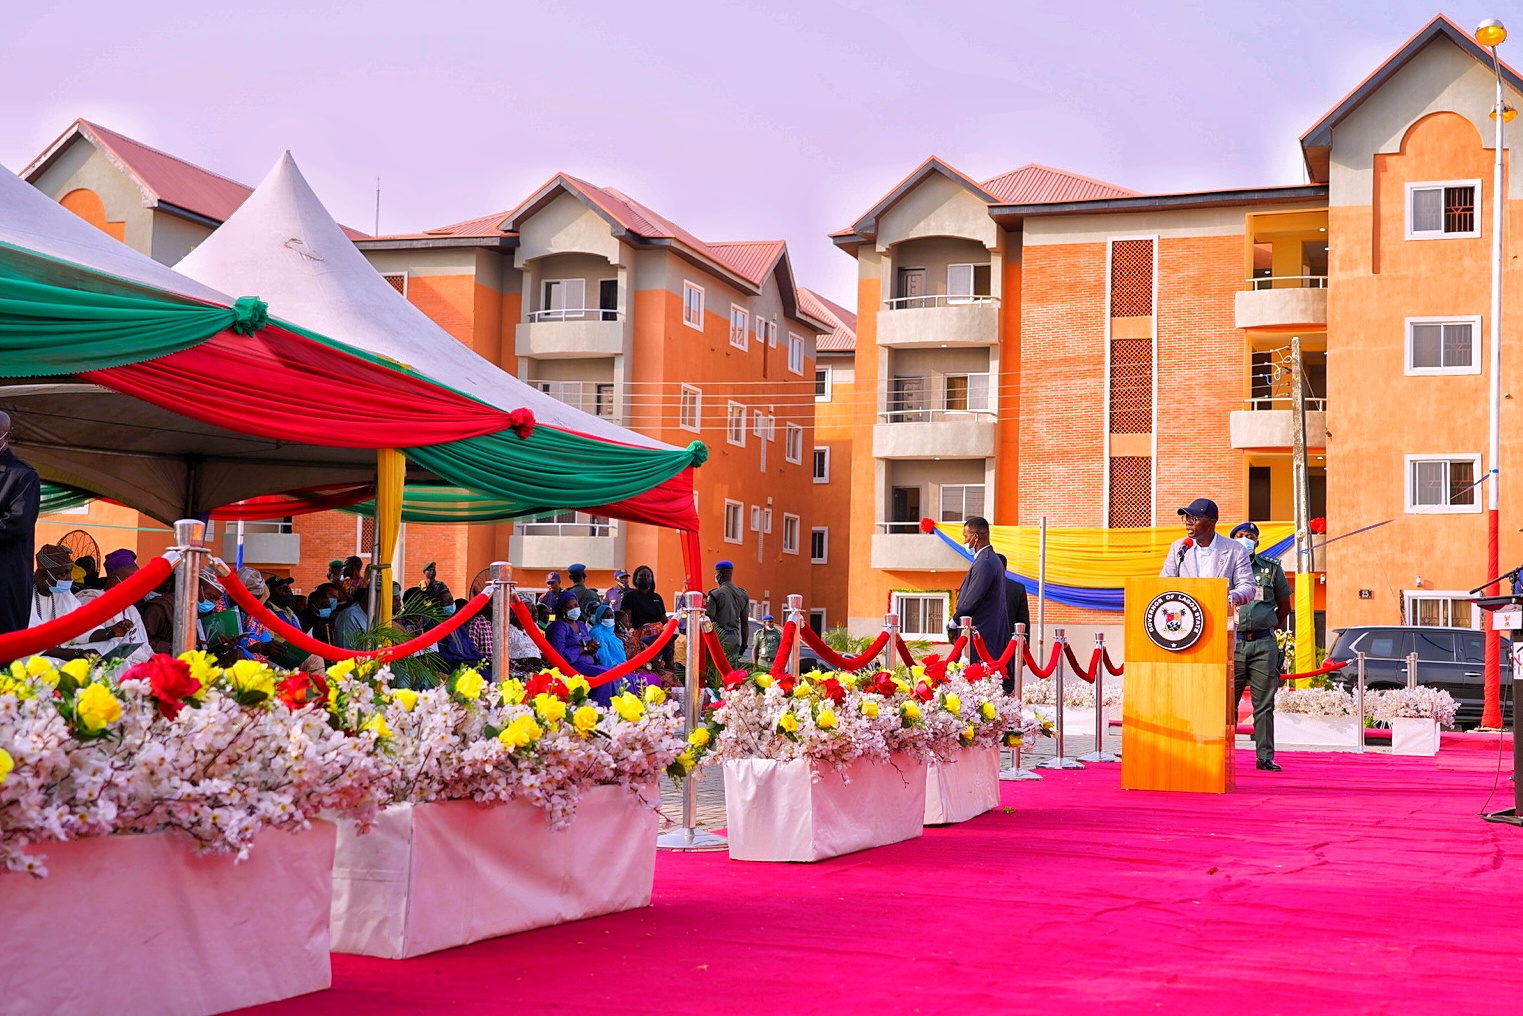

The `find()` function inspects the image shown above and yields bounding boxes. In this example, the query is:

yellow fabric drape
[934,521,1297,587]
[374,448,406,628]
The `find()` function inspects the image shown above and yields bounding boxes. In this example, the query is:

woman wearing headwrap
[545,589,611,700]
[588,602,627,670]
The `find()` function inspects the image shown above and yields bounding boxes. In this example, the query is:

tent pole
[374,448,405,629]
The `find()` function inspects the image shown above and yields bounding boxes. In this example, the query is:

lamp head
[1477,19,1507,48]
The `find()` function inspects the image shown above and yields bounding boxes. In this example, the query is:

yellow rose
[179,651,219,697]
[499,678,526,705]
[0,747,13,784]
[644,684,667,705]
[676,749,696,774]
[60,658,92,682]
[572,704,600,737]
[754,674,773,689]
[498,713,543,749]
[391,688,419,713]
[227,659,276,700]
[981,701,998,721]
[816,708,837,730]
[793,680,812,699]
[861,701,880,718]
[534,693,568,725]
[961,724,976,743]
[841,674,858,690]
[75,683,122,732]
[943,693,962,715]
[688,726,711,748]
[900,701,921,722]
[892,677,910,694]
[777,712,799,733]
[564,674,591,697]
[911,665,927,682]
[611,692,645,722]
[326,657,357,681]
[6,661,23,682]
[454,668,485,701]
[361,714,392,740]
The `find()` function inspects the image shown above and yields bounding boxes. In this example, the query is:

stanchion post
[1078,632,1120,763]
[1406,651,1418,690]
[786,593,804,677]
[882,611,899,674]
[489,561,512,681]
[171,519,207,657]
[1356,650,1367,754]
[1000,622,1041,782]
[657,591,726,851]
[960,615,973,663]
[1035,628,1084,770]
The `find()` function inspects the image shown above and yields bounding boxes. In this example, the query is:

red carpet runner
[238,750,1520,1016]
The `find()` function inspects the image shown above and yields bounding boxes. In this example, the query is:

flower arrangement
[698,659,1039,774]
[1021,678,1124,709]
[1366,687,1459,729]
[0,653,390,876]
[1274,685,1357,717]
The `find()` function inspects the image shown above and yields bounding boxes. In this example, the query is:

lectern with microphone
[1470,592,1522,826]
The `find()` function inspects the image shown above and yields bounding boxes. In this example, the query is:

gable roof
[1300,15,1523,182]
[798,288,856,352]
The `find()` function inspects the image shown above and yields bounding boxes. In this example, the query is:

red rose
[277,672,326,711]
[776,675,796,697]
[963,663,988,682]
[912,681,935,702]
[871,672,897,696]
[1309,517,1327,534]
[124,654,200,719]
[525,671,569,700]
[922,654,949,682]
[820,677,847,704]
[723,669,748,690]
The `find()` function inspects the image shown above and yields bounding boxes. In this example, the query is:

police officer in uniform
[705,559,750,664]
[1230,522,1293,772]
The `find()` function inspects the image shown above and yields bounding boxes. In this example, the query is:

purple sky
[0,2,1502,305]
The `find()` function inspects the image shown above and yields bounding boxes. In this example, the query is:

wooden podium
[1120,577,1235,793]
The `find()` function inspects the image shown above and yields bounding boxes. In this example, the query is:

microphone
[1177,538,1193,564]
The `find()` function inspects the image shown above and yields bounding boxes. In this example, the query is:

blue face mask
[443,603,456,617]
[600,618,615,629]
[51,579,73,595]
[197,599,217,615]
[565,608,581,621]
[317,606,334,618]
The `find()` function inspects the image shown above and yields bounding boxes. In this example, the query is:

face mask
[443,604,456,617]
[197,599,217,614]
[565,608,581,621]
[317,606,334,618]
[51,579,72,594]
[1237,537,1257,554]
[600,618,615,629]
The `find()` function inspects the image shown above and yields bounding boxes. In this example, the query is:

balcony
[877,296,999,348]
[874,410,995,458]
[1235,277,1327,330]
[871,528,969,572]
[515,309,624,359]
[220,531,300,567]
[510,514,621,571]
[1229,399,1328,450]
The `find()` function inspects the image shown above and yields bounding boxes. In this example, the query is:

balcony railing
[884,294,999,310]
[527,307,623,322]
[879,406,995,423]
[1243,397,1327,412]
[879,521,926,534]
[1245,275,1327,291]
[517,513,615,537]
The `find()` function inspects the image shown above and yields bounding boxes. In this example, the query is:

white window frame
[946,262,991,304]
[542,278,587,320]
[781,513,801,555]
[810,526,829,564]
[730,304,749,350]
[753,409,766,437]
[784,423,804,464]
[726,401,747,447]
[1404,454,1483,514]
[679,384,702,433]
[682,281,705,330]
[755,316,776,348]
[723,500,744,544]
[894,592,950,641]
[808,607,827,633]
[812,446,830,484]
[1406,180,1482,240]
[1403,590,1482,630]
[765,415,776,441]
[1405,315,1481,375]
[815,365,833,401]
[786,332,805,375]
[939,483,986,523]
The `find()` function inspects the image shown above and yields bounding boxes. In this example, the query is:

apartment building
[802,293,857,634]
[832,14,1519,651]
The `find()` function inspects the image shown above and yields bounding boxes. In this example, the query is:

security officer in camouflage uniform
[705,560,750,664]
[1230,522,1293,772]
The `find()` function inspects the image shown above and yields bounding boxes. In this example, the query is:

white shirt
[1192,537,1223,579]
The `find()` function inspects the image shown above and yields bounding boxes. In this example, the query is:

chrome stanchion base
[999,766,1043,781]
[1076,750,1120,763]
[1481,808,1523,827]
[1033,756,1086,770]
[656,827,729,851]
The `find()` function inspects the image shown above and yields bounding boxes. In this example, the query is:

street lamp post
[1478,18,1510,730]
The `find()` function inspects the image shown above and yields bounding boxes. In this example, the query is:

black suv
[1325,626,1515,729]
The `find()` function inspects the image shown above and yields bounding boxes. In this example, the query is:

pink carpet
[238,751,1521,1016]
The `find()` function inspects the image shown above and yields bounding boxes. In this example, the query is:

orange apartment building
[831,15,1520,653]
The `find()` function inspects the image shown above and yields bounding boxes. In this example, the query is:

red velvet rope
[217,570,492,662]
[1102,648,1124,676]
[1278,657,1350,681]
[509,596,579,674]
[507,596,679,687]
[1059,642,1100,685]
[796,625,892,672]
[972,632,1020,670]
[0,555,177,663]
[947,634,968,664]
[894,634,917,669]
[702,627,732,674]
[1023,642,1062,679]
[769,621,798,679]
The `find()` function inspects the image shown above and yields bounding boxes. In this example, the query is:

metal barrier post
[786,593,804,676]
[1078,632,1120,763]
[171,519,207,656]
[1356,651,1367,754]
[882,612,899,674]
[1406,651,1418,690]
[1035,628,1084,770]
[1000,622,1042,782]
[656,591,726,851]
[960,615,974,663]
[489,561,512,680]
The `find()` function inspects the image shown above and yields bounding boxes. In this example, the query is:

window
[765,415,776,441]
[1405,593,1478,630]
[355,515,376,559]
[726,402,747,447]
[888,375,928,421]
[723,500,744,543]
[894,593,949,641]
[381,272,408,297]
[594,383,616,418]
[784,423,804,464]
[808,608,826,635]
[541,278,586,320]
[682,282,704,329]
[815,366,832,401]
[1405,455,1481,513]
[1407,181,1481,239]
[810,527,828,563]
[787,333,804,375]
[940,484,986,523]
[1406,317,1479,374]
[944,373,990,412]
[755,317,776,347]
[752,410,766,437]
[946,263,992,303]
[679,384,702,433]
[535,380,586,413]
[812,446,830,483]
[782,513,800,554]
[730,305,749,350]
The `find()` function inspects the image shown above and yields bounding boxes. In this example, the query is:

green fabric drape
[0,247,266,376]
[341,485,538,524]
[38,481,93,515]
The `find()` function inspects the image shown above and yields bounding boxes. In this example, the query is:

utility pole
[1290,336,1316,674]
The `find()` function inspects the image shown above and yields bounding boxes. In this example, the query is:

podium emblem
[1144,591,1205,652]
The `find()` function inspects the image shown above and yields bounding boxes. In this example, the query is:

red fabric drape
[895,635,917,669]
[0,556,175,663]
[797,625,892,672]
[589,469,699,535]
[1279,658,1349,681]
[210,483,375,520]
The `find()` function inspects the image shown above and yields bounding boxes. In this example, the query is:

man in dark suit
[951,516,1007,669]
[996,553,1031,693]
[0,411,41,637]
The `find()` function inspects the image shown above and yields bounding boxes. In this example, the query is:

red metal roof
[799,288,856,351]
[979,163,1137,204]
[706,240,786,286]
[419,209,515,238]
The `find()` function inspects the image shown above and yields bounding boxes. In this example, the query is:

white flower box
[723,753,927,862]
[924,746,1001,825]
[329,784,658,959]
[0,823,335,1016]
[1274,713,1361,749]
[1390,717,1442,756]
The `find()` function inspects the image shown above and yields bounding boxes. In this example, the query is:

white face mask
[1237,537,1257,554]
[565,608,581,621]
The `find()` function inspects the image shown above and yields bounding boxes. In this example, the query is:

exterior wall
[35,500,159,572]
[28,140,153,252]
[809,351,854,632]
[148,210,213,266]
